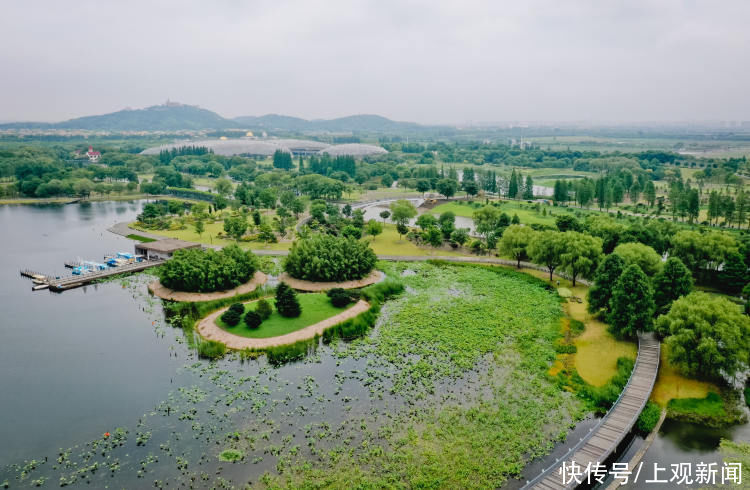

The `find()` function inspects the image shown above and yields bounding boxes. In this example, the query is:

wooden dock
[523,333,660,490]
[21,260,164,292]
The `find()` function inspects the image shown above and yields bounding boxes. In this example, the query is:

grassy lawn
[130,221,293,251]
[366,223,465,256]
[341,186,423,202]
[126,234,156,243]
[216,293,350,338]
[430,199,560,226]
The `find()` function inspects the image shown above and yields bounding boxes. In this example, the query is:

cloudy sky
[1,0,749,124]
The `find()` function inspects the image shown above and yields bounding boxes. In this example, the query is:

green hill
[0,103,237,131]
[234,113,422,133]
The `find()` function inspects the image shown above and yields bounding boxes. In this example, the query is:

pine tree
[588,254,625,313]
[608,265,655,338]
[721,252,748,295]
[523,175,534,199]
[275,282,301,318]
[653,257,693,314]
[508,170,518,199]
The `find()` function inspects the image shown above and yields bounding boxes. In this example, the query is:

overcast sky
[2,0,749,124]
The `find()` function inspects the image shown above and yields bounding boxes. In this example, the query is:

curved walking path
[196,299,370,349]
[148,271,267,301]
[277,270,384,291]
[523,333,661,490]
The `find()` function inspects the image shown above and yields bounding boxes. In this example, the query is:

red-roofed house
[86,146,101,163]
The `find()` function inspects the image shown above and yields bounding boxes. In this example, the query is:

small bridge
[523,333,661,490]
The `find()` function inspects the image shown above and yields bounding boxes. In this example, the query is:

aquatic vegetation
[218,449,244,462]
[665,391,746,427]
[196,340,227,360]
[1,262,589,489]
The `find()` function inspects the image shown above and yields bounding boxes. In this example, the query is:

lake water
[0,201,745,488]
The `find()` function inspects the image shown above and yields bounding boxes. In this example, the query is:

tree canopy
[587,253,625,313]
[499,225,536,268]
[559,231,602,286]
[284,233,377,282]
[652,257,693,314]
[608,264,655,338]
[613,242,662,276]
[657,292,750,381]
[159,245,258,293]
[528,230,566,281]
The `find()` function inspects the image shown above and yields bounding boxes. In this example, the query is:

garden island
[1,113,749,490]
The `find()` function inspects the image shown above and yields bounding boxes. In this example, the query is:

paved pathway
[277,270,383,291]
[148,271,267,301]
[196,299,370,349]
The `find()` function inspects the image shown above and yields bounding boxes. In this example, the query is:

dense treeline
[1,141,746,220]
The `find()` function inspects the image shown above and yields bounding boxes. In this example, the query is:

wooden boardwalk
[523,333,660,490]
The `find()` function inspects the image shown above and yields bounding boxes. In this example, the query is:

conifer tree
[275,282,301,318]
[608,265,655,338]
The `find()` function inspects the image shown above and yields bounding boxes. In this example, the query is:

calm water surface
[0,201,187,463]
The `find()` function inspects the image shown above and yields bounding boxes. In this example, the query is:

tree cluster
[159,244,258,293]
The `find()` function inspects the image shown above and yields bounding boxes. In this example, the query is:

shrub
[255,298,272,320]
[637,401,662,433]
[284,233,377,282]
[554,342,577,354]
[221,303,244,326]
[569,319,585,335]
[341,225,362,240]
[328,288,353,308]
[197,340,226,359]
[275,282,301,318]
[159,244,258,292]
[243,310,262,328]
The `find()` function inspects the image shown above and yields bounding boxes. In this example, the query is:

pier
[20,259,164,292]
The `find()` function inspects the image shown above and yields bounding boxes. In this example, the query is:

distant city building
[86,146,101,162]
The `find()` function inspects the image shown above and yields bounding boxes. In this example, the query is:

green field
[131,220,293,251]
[366,223,465,256]
[216,293,348,338]
[430,199,561,226]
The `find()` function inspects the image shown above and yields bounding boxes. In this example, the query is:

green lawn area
[366,223,465,256]
[216,293,351,338]
[126,233,156,243]
[130,221,293,251]
[430,199,560,226]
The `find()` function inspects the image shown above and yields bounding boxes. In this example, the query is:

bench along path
[196,299,370,349]
[523,333,661,490]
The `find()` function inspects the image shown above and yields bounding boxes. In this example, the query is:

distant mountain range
[234,113,422,133]
[0,103,427,133]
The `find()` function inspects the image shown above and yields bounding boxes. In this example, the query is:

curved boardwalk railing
[522,333,660,490]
